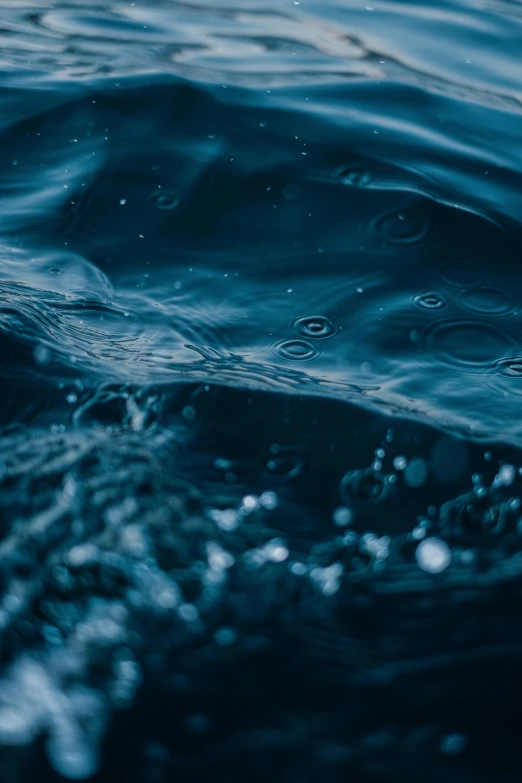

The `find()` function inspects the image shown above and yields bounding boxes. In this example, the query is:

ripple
[413,292,448,311]
[424,319,515,370]
[292,315,338,340]
[440,263,486,289]
[493,356,522,378]
[459,287,514,316]
[372,207,430,246]
[273,339,319,362]
[150,192,181,211]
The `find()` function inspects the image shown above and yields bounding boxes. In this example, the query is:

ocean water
[1,0,522,780]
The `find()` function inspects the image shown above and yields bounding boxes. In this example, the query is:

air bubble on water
[310,563,343,596]
[290,562,307,576]
[362,533,390,561]
[495,463,516,486]
[207,542,235,571]
[119,198,126,205]
[241,494,258,514]
[333,506,354,527]
[208,508,240,531]
[375,448,385,459]
[393,456,407,470]
[34,344,51,365]
[416,537,452,574]
[259,490,278,510]
[404,457,428,488]
[178,604,199,623]
[66,393,78,404]
[263,538,289,562]
[157,588,179,609]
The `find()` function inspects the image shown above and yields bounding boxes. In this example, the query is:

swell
[1,75,522,441]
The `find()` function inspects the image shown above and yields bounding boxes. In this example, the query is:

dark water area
[1,0,522,780]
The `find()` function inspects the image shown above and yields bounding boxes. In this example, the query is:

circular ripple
[493,356,522,378]
[150,193,181,211]
[292,315,338,340]
[273,339,319,362]
[440,263,485,289]
[334,165,373,188]
[424,319,515,370]
[413,292,448,311]
[373,207,430,245]
[459,287,513,316]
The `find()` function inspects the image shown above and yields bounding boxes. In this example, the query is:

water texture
[1,0,522,780]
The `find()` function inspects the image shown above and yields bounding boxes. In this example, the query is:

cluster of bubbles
[0,403,521,778]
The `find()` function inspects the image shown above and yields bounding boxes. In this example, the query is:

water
[1,0,522,780]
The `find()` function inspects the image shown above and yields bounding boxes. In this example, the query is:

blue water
[1,1,522,780]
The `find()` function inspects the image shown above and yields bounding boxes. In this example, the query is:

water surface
[1,1,522,780]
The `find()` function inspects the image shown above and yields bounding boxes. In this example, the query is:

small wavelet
[149,192,181,211]
[291,315,338,340]
[412,292,448,311]
[459,286,514,316]
[273,339,320,362]
[372,206,431,246]
[422,318,515,371]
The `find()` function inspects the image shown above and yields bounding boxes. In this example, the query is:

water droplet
[424,319,514,370]
[150,192,180,211]
[413,292,447,311]
[373,207,430,245]
[292,315,337,340]
[273,339,319,361]
[459,286,513,316]
[335,165,373,187]
[415,537,451,573]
